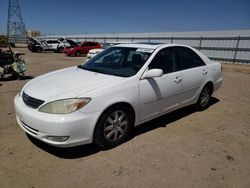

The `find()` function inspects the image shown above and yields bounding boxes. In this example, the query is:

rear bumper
[214,78,223,92]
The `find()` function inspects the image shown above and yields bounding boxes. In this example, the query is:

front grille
[22,92,44,109]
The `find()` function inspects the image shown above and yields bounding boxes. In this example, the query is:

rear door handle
[174,76,182,83]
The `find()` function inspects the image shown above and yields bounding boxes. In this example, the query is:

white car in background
[14,43,222,148]
[86,42,125,59]
[87,48,105,59]
[27,37,77,53]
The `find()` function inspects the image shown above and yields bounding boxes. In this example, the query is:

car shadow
[27,97,219,159]
[27,134,102,159]
[132,97,219,137]
[0,75,34,81]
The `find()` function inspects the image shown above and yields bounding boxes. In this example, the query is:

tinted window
[47,40,59,44]
[148,47,175,74]
[82,42,90,46]
[91,42,98,46]
[175,47,205,70]
[83,42,96,46]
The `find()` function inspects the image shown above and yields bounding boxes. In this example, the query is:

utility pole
[7,0,26,43]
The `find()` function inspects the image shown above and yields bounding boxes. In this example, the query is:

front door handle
[174,76,182,83]
[202,70,208,75]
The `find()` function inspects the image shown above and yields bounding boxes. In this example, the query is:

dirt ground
[0,48,250,188]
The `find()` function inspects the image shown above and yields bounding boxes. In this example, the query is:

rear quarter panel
[207,61,223,92]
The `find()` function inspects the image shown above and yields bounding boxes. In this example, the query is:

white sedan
[14,43,222,148]
[86,48,104,59]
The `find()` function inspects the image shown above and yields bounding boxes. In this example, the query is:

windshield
[79,47,153,77]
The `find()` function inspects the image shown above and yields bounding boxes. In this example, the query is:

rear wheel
[0,67,4,78]
[36,47,42,53]
[94,105,133,149]
[196,85,212,110]
[58,47,64,53]
[75,51,81,56]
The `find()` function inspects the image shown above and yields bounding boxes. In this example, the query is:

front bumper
[14,94,100,147]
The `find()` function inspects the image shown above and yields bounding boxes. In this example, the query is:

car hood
[27,37,41,45]
[23,67,124,102]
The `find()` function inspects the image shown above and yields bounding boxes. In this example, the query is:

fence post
[233,36,240,63]
[199,36,203,50]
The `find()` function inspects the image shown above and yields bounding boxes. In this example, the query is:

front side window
[148,47,175,74]
[79,47,153,77]
[175,47,205,70]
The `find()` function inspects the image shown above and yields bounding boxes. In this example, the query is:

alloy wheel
[200,87,210,108]
[103,110,128,142]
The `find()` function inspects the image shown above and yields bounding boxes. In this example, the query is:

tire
[9,42,15,47]
[75,51,81,56]
[0,67,4,78]
[94,105,133,149]
[36,47,42,53]
[58,47,64,53]
[196,85,212,111]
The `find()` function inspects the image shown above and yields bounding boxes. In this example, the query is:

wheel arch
[36,46,43,52]
[96,102,136,127]
[204,81,214,94]
[92,101,136,147]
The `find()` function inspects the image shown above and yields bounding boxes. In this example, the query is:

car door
[46,40,53,50]
[175,46,208,105]
[139,47,183,121]
[51,40,60,50]
[41,40,49,50]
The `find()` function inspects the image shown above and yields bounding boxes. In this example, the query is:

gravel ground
[0,48,250,188]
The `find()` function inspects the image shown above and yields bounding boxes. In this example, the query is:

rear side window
[84,42,97,46]
[91,42,97,46]
[47,40,59,44]
[175,47,205,70]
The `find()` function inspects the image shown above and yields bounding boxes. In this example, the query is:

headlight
[38,98,91,114]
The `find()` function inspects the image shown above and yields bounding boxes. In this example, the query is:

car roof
[115,43,199,51]
[115,43,162,49]
[115,43,191,49]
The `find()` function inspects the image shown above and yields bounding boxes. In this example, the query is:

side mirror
[141,69,163,79]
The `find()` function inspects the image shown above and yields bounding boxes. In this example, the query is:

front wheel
[196,85,212,110]
[94,106,133,149]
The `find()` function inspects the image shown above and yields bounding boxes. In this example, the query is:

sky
[0,0,250,35]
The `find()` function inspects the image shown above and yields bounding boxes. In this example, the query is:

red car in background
[63,41,101,56]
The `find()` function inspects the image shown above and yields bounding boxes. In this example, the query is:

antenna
[7,0,26,43]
